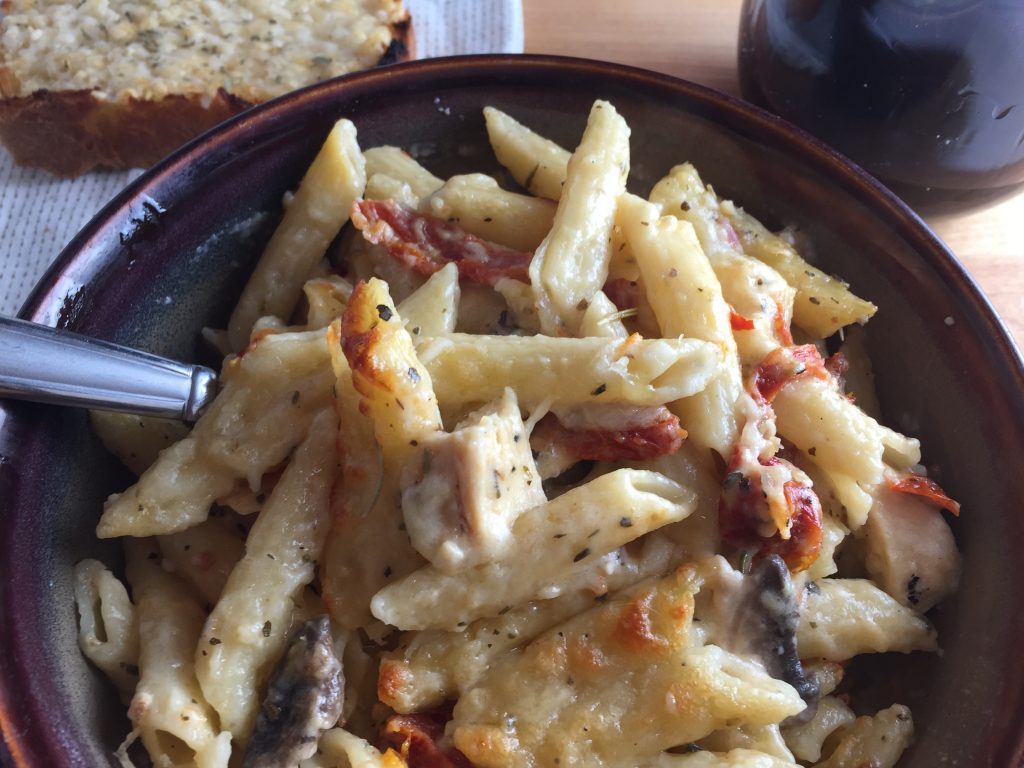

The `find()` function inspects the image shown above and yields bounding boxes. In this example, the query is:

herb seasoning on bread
[0,0,412,176]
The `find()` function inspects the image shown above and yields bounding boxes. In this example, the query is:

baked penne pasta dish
[75,100,962,768]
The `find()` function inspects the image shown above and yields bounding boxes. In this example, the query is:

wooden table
[523,0,1024,347]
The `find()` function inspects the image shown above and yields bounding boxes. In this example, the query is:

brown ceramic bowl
[1,55,1022,767]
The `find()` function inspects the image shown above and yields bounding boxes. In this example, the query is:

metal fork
[0,315,217,422]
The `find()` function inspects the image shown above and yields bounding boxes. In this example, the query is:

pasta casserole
[74,100,962,768]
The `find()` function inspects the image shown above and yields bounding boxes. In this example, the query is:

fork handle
[0,315,217,422]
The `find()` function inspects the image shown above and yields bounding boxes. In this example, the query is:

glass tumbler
[739,0,1024,213]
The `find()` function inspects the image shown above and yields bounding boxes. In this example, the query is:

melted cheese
[378,534,680,714]
[451,568,805,768]
[1,0,407,101]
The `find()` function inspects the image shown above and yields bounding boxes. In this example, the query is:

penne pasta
[73,559,140,697]
[303,275,354,329]
[77,98,961,768]
[722,203,877,338]
[773,377,891,488]
[578,289,630,338]
[363,145,444,199]
[396,262,460,338]
[620,193,743,456]
[796,578,937,660]
[195,409,338,740]
[697,724,794,762]
[371,469,697,630]
[89,411,190,476]
[781,695,856,763]
[649,162,876,338]
[320,316,426,631]
[423,173,556,251]
[228,119,366,350]
[158,517,246,608]
[483,106,570,200]
[813,705,913,768]
[364,172,419,207]
[124,538,232,768]
[377,533,680,714]
[97,329,333,538]
[450,568,805,768]
[529,100,630,335]
[415,332,719,410]
[339,277,443,464]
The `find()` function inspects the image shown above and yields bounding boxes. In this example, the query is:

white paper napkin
[0,0,524,316]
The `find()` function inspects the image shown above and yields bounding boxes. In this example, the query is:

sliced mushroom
[243,616,344,768]
[734,555,820,721]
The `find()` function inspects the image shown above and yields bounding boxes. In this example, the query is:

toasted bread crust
[381,17,415,67]
[0,11,413,177]
[0,90,253,176]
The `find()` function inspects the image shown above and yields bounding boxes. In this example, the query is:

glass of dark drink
[739,0,1024,213]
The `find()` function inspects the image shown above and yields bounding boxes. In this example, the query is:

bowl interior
[1,55,1022,767]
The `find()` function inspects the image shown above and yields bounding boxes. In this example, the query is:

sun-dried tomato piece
[729,305,756,331]
[532,407,684,463]
[604,277,641,311]
[719,462,771,549]
[351,199,532,286]
[773,300,795,346]
[890,473,961,516]
[720,218,743,250]
[759,481,825,572]
[824,351,849,381]
[719,455,823,573]
[750,344,829,403]
[381,707,474,768]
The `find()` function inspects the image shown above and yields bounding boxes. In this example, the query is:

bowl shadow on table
[0,57,1020,766]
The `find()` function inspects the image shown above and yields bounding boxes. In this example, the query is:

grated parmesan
[0,0,408,102]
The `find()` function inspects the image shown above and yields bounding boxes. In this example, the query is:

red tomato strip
[762,481,825,572]
[750,345,829,404]
[382,709,474,768]
[532,408,685,462]
[351,199,532,286]
[604,277,640,311]
[824,352,851,400]
[774,300,794,346]
[890,474,961,516]
[720,218,743,250]
[729,305,756,331]
[718,455,824,573]
[824,351,849,380]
